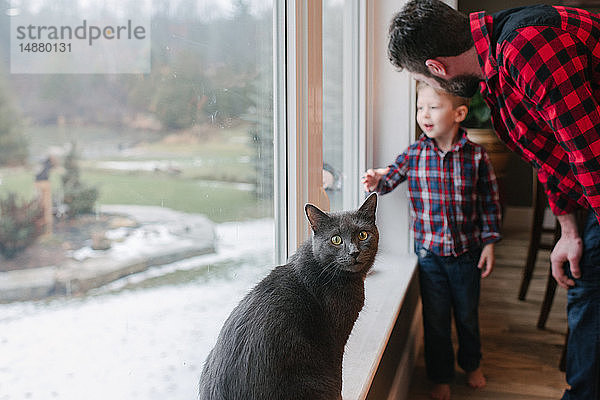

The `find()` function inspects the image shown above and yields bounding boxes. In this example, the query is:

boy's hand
[477,243,495,278]
[362,168,389,192]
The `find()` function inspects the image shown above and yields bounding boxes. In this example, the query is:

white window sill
[342,252,418,399]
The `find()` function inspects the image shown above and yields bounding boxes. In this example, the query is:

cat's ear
[305,203,330,232]
[358,193,377,223]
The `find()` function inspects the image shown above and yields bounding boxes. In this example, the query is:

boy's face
[416,85,465,143]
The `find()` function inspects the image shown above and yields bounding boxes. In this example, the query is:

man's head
[388,0,480,97]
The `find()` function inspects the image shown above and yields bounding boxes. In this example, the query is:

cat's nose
[350,250,360,260]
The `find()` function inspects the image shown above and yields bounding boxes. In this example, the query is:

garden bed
[0,214,136,272]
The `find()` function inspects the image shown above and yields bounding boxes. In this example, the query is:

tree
[0,76,28,166]
[244,9,274,200]
[62,143,99,217]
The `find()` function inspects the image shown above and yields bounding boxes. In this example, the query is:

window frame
[275,0,372,262]
[274,1,421,398]
[276,0,416,260]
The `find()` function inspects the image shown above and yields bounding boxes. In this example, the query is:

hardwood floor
[406,208,569,400]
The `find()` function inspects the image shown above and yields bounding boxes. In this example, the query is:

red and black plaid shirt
[374,129,502,257]
[471,5,600,220]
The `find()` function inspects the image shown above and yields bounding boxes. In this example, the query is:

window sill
[342,252,419,400]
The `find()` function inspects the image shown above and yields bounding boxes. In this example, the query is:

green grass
[0,169,271,224]
[79,128,257,183]
[0,170,37,199]
[2,123,272,223]
[83,170,271,223]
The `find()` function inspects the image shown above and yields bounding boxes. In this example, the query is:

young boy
[362,82,501,400]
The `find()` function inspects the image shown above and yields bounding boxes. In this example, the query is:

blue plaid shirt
[374,129,502,256]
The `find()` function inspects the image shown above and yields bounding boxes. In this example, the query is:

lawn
[0,168,271,223]
[84,170,271,222]
[0,123,273,223]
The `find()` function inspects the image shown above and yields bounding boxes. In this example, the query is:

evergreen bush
[62,143,99,217]
[0,194,43,259]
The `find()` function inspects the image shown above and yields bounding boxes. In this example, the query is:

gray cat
[198,193,379,400]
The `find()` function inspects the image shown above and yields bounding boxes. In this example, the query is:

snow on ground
[0,219,274,400]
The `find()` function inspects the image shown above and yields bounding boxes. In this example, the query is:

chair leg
[559,328,568,372]
[537,266,557,329]
[519,183,546,300]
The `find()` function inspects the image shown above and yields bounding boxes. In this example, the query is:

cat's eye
[358,231,368,241]
[331,235,342,245]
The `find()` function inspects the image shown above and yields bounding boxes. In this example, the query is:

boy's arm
[478,243,495,278]
[477,150,502,246]
[373,151,410,194]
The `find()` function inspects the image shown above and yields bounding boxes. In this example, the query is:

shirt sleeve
[505,27,600,216]
[477,149,502,245]
[488,100,583,214]
[375,151,409,194]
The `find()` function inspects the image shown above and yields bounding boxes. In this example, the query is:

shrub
[62,143,99,217]
[63,185,99,216]
[0,193,43,259]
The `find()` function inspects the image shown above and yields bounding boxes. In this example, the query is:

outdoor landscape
[0,1,278,399]
[0,0,346,398]
[0,0,274,271]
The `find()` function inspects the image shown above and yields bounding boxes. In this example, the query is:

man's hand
[551,214,583,289]
[477,243,495,278]
[361,168,389,192]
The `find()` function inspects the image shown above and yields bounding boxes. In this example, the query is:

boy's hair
[388,0,473,76]
[416,80,470,108]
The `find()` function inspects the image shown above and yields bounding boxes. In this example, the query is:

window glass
[0,1,274,398]
[322,0,344,211]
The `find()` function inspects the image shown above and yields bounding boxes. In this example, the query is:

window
[323,0,365,212]
[0,1,421,399]
[0,1,275,398]
[323,0,345,211]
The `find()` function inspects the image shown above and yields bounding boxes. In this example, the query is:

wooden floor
[407,208,569,400]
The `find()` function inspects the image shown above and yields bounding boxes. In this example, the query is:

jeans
[562,212,600,400]
[417,246,482,383]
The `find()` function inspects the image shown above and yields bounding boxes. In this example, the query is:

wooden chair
[518,176,559,305]
[518,174,567,371]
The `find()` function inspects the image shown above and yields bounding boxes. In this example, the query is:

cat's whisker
[316,260,337,283]
[323,260,340,281]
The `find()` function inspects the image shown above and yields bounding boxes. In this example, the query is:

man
[387,1,600,399]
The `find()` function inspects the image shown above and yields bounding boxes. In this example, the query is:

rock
[109,217,137,229]
[0,266,57,302]
[91,232,111,251]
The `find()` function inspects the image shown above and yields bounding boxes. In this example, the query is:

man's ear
[425,59,447,78]
[305,204,330,232]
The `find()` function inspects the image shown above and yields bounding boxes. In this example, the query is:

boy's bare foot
[430,383,451,400]
[467,368,486,388]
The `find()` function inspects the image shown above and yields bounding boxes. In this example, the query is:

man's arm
[483,94,582,216]
[503,27,600,285]
[551,213,583,288]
